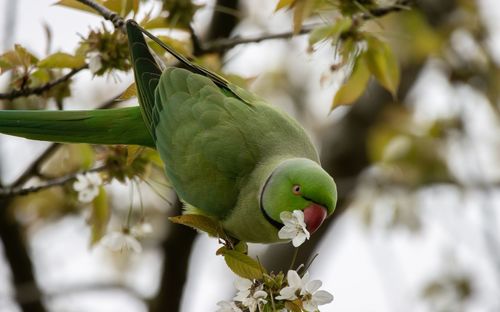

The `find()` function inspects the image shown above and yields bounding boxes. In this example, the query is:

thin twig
[75,0,125,30]
[0,165,107,198]
[200,24,318,53]
[0,65,87,100]
[13,143,61,187]
[361,1,412,20]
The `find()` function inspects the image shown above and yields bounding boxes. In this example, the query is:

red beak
[303,203,327,234]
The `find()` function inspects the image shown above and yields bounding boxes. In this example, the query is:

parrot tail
[0,106,155,147]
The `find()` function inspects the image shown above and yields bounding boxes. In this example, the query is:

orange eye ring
[292,184,301,195]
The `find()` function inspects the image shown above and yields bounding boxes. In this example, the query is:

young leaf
[332,53,370,110]
[169,214,223,237]
[292,0,313,34]
[90,186,110,246]
[55,0,100,14]
[234,241,248,254]
[285,301,302,312]
[117,83,137,101]
[223,250,265,279]
[141,16,172,29]
[275,0,295,11]
[365,36,400,97]
[126,145,144,166]
[38,52,85,69]
[308,18,352,46]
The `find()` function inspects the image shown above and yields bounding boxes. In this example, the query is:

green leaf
[169,214,223,237]
[365,36,400,97]
[332,53,371,110]
[234,241,248,254]
[90,186,110,246]
[38,52,85,69]
[223,250,265,279]
[308,18,352,46]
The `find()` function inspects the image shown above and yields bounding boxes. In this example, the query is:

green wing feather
[126,20,162,138]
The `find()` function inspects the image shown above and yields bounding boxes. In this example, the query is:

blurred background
[0,0,499,311]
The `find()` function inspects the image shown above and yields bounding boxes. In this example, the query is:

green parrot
[0,21,337,243]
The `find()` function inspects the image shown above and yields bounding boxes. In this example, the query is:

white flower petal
[312,290,334,305]
[287,270,303,288]
[234,278,252,291]
[131,222,153,237]
[89,54,103,74]
[125,236,142,253]
[291,232,307,247]
[253,290,267,299]
[305,279,322,294]
[278,227,297,240]
[302,300,318,312]
[275,286,297,300]
[233,290,250,302]
[216,300,242,312]
[101,232,142,253]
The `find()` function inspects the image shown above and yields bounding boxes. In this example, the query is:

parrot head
[261,158,337,234]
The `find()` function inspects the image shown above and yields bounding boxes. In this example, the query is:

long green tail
[0,106,154,147]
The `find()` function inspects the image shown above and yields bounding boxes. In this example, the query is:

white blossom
[131,221,153,238]
[87,51,103,74]
[278,210,310,247]
[276,270,333,311]
[233,278,268,312]
[216,300,242,312]
[101,231,142,253]
[73,172,102,203]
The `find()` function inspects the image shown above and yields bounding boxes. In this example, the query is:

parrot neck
[221,156,290,243]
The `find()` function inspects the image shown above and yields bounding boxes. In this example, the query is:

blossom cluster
[217,270,333,312]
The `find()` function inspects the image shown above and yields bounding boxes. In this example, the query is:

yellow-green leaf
[126,145,144,166]
[0,46,38,73]
[285,301,302,312]
[169,214,222,237]
[332,54,371,110]
[38,52,85,69]
[223,250,265,279]
[275,0,295,11]
[55,0,100,14]
[292,0,308,34]
[141,16,172,29]
[90,186,110,246]
[117,82,137,101]
[309,18,352,46]
[365,36,400,97]
[234,241,248,254]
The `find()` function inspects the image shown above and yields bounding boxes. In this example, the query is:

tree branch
[200,24,318,53]
[0,165,107,198]
[0,65,87,101]
[361,0,413,20]
[75,0,125,30]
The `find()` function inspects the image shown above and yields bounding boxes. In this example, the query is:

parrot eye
[292,185,301,195]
